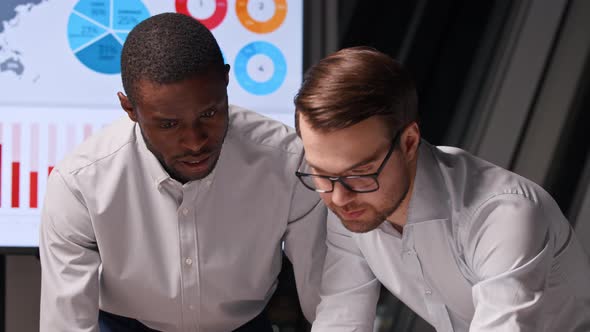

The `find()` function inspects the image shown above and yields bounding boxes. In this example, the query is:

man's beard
[331,178,411,233]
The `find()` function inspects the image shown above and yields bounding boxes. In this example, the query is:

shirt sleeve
[283,176,328,323]
[311,211,381,332]
[39,169,101,332]
[466,193,554,331]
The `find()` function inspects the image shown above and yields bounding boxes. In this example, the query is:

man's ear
[400,122,421,163]
[118,92,137,122]
[224,64,230,86]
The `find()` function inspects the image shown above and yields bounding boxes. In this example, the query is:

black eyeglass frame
[295,129,402,193]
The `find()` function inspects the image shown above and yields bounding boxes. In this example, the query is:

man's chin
[171,153,220,183]
[338,216,384,233]
[329,206,381,233]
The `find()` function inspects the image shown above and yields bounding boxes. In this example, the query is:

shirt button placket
[178,185,199,331]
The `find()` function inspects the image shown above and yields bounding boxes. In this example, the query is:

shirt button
[185,258,193,265]
[205,180,212,186]
[405,250,414,256]
[425,289,432,296]
[182,208,189,216]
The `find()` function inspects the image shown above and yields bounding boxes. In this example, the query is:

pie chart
[67,0,150,74]
[175,0,228,30]
[236,0,287,34]
[234,41,286,95]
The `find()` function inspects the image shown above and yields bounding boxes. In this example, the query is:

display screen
[0,0,302,249]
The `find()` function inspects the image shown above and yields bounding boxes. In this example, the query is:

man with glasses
[294,46,590,331]
[39,13,326,331]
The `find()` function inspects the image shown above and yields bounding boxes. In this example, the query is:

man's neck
[386,157,419,235]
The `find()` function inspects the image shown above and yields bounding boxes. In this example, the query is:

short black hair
[121,12,225,104]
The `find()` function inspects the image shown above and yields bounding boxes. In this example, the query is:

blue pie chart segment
[76,34,123,74]
[68,0,150,74]
[74,0,110,27]
[234,41,287,95]
[67,13,107,50]
[113,0,150,31]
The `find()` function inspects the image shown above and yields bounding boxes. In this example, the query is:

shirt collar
[405,140,451,225]
[134,123,218,189]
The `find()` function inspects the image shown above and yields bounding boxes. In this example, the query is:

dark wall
[339,1,509,145]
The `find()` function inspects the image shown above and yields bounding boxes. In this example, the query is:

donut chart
[234,41,286,95]
[236,0,287,34]
[176,0,228,30]
[67,0,150,74]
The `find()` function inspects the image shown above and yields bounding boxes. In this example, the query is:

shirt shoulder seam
[467,191,539,221]
[64,138,136,175]
[229,130,301,156]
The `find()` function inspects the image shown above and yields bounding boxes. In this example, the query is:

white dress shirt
[312,141,590,332]
[39,106,327,332]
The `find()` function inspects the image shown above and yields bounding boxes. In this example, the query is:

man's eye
[201,109,217,118]
[160,120,178,129]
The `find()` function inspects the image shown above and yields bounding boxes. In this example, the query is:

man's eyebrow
[151,115,177,121]
[200,96,226,111]
[306,153,381,175]
[148,96,226,121]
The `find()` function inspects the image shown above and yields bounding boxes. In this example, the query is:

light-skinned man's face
[118,68,230,184]
[298,114,420,233]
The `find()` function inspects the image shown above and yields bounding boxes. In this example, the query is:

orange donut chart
[236,0,287,34]
[176,0,228,30]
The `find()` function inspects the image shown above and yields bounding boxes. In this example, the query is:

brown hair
[294,47,418,137]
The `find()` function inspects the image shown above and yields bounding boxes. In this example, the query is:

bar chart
[0,121,98,210]
[0,106,120,247]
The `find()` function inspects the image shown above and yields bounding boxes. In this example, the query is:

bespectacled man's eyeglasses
[296,129,402,193]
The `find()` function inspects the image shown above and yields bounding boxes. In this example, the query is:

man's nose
[180,125,208,152]
[330,181,355,207]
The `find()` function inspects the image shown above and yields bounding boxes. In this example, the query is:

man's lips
[177,146,221,163]
[177,152,216,172]
[339,208,366,219]
[179,154,211,164]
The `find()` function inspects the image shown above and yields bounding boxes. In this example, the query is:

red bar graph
[11,124,21,208]
[29,124,39,208]
[29,172,38,208]
[11,162,20,208]
[0,122,109,210]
